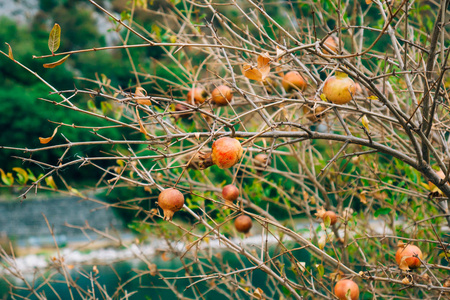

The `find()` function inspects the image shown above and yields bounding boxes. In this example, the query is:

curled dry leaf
[39,126,60,144]
[242,52,271,82]
[43,54,70,69]
[253,287,264,299]
[135,86,151,105]
[5,42,14,61]
[398,255,412,271]
[135,107,149,136]
[402,277,411,284]
[360,191,368,204]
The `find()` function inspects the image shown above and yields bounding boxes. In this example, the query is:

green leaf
[316,264,324,278]
[374,207,391,218]
[48,23,61,54]
[27,169,37,182]
[324,215,331,228]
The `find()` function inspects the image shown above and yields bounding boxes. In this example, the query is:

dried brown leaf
[39,126,59,144]
[135,86,151,105]
[242,52,271,82]
[43,54,70,68]
[136,107,149,136]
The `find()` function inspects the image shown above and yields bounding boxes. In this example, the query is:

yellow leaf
[43,54,70,68]
[45,176,57,190]
[5,42,14,61]
[135,86,151,105]
[320,93,328,102]
[0,169,14,186]
[402,277,410,284]
[420,182,431,190]
[318,235,326,250]
[69,187,83,197]
[368,95,378,101]
[361,115,370,133]
[39,126,59,144]
[13,167,28,185]
[365,0,373,3]
[48,23,61,54]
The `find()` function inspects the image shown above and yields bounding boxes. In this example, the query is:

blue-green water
[1,245,311,299]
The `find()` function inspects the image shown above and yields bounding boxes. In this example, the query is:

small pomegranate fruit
[334,279,359,300]
[234,215,252,234]
[323,211,338,225]
[211,137,243,169]
[396,244,423,270]
[222,184,239,206]
[323,36,338,54]
[158,188,185,221]
[211,85,233,106]
[323,72,356,105]
[254,153,269,168]
[187,87,208,104]
[315,208,338,225]
[282,71,307,92]
[303,105,327,122]
[174,103,191,119]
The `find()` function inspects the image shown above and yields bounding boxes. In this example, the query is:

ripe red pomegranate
[211,85,233,106]
[282,71,307,92]
[158,188,185,221]
[222,184,239,205]
[334,279,359,300]
[234,215,252,233]
[396,244,423,270]
[211,137,243,169]
[187,87,208,104]
[323,36,338,54]
[323,72,356,104]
